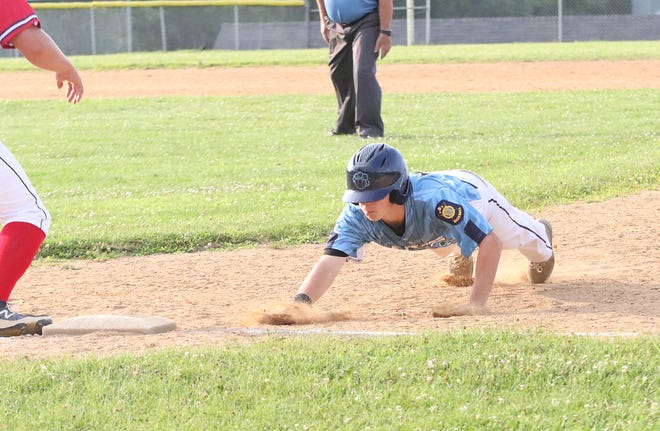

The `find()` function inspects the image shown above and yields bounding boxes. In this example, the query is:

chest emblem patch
[435,200,464,225]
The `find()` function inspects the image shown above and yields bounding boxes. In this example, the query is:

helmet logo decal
[352,171,370,190]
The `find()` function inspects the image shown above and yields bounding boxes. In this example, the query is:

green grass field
[1,331,658,430]
[1,90,657,258]
[0,42,658,429]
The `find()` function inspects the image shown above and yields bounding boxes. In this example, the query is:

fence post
[126,5,133,52]
[406,0,415,45]
[233,5,240,50]
[558,0,563,42]
[159,6,167,51]
[304,0,311,48]
[425,0,430,44]
[90,7,97,55]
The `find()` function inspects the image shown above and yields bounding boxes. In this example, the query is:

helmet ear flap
[389,190,404,205]
[389,177,410,205]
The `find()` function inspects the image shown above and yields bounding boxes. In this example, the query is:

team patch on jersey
[435,200,464,225]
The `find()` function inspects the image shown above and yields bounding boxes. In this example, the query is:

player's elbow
[481,231,503,254]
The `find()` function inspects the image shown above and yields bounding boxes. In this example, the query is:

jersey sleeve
[431,188,492,257]
[323,205,371,258]
[0,0,41,49]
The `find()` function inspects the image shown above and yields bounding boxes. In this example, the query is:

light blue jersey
[325,172,493,258]
[324,0,378,24]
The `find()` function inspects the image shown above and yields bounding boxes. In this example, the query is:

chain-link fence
[2,0,659,57]
[425,0,660,44]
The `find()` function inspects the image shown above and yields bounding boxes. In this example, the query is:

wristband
[379,29,392,36]
[294,293,312,304]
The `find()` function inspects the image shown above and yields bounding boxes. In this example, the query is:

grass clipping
[246,302,352,326]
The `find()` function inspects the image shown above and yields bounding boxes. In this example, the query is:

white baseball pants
[443,169,553,262]
[0,142,51,234]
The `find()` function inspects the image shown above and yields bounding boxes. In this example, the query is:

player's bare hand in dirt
[56,66,84,104]
[246,301,351,326]
[257,303,311,325]
[432,302,488,318]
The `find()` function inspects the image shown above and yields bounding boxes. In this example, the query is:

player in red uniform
[0,0,83,336]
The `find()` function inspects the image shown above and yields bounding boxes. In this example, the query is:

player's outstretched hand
[56,66,84,104]
[432,302,488,318]
[247,302,352,326]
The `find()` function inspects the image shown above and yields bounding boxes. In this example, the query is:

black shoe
[0,302,53,336]
[357,128,383,139]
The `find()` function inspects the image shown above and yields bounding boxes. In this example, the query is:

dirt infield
[1,61,658,358]
[3,60,660,98]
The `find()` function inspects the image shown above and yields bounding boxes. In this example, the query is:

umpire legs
[328,21,356,135]
[352,19,383,138]
[327,12,384,138]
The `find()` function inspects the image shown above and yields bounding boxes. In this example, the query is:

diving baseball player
[0,0,83,336]
[293,143,554,314]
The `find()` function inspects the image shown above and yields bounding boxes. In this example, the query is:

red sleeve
[0,0,41,49]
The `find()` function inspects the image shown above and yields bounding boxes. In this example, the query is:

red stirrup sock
[0,222,46,301]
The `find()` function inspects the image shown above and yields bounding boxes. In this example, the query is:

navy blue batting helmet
[342,143,410,204]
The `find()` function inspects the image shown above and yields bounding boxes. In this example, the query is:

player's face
[358,195,393,221]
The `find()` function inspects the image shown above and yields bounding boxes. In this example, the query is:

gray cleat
[0,302,52,336]
[527,219,555,284]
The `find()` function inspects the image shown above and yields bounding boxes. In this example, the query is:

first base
[42,314,177,336]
